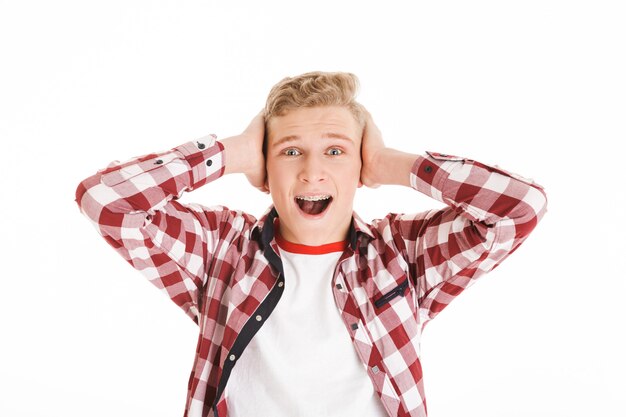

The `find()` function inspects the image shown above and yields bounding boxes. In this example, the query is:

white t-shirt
[226,236,388,417]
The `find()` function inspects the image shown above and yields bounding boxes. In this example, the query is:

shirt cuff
[175,134,225,190]
[409,152,466,203]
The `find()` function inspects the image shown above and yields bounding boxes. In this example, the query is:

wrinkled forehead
[266,106,363,147]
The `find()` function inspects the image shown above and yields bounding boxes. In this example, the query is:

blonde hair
[264,71,366,128]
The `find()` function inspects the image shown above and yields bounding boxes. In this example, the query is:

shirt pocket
[368,276,419,345]
[373,277,412,311]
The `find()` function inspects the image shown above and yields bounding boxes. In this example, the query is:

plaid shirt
[76,135,547,417]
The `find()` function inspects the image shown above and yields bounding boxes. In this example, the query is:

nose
[297,154,327,183]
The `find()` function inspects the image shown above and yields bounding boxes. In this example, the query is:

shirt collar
[251,206,375,251]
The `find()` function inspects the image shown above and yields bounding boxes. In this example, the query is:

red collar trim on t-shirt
[274,220,347,255]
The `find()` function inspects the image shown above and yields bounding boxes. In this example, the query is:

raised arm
[75,113,267,322]
[360,112,548,325]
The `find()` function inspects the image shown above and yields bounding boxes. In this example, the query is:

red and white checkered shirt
[75,135,547,417]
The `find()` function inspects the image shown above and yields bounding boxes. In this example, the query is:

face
[265,106,363,246]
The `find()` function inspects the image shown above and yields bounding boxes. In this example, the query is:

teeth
[296,195,331,202]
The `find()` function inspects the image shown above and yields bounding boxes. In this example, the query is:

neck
[274,218,349,248]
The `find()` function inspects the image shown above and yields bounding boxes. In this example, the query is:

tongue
[299,199,329,215]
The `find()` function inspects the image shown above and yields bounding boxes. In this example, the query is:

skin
[264,106,363,245]
[221,105,417,246]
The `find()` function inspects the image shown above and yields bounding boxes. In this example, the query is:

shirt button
[278,281,284,288]
[372,366,380,374]
[424,165,433,173]
[229,354,236,362]
[206,159,213,167]
[197,141,206,149]
[336,284,343,290]
[255,315,262,322]
[155,159,163,165]
[351,323,359,330]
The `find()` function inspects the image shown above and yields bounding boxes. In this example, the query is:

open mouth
[295,195,333,216]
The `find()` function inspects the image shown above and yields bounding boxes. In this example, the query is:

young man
[76,72,547,417]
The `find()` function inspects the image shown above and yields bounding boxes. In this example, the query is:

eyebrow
[272,132,355,148]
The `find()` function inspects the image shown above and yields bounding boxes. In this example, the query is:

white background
[1,1,624,416]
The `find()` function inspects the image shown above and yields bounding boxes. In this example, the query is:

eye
[284,148,301,156]
[327,148,343,156]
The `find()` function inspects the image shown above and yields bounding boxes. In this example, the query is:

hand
[360,110,386,188]
[221,111,268,193]
[240,111,268,192]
